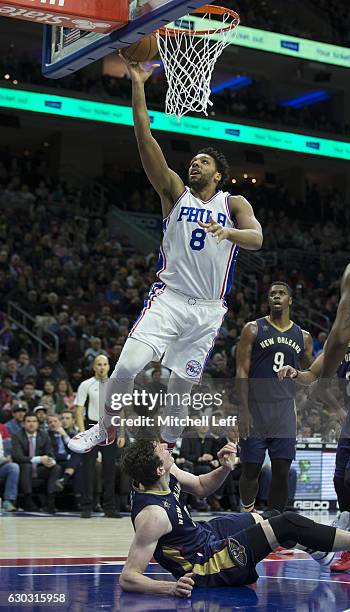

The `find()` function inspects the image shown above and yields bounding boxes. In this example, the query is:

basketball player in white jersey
[69,59,263,455]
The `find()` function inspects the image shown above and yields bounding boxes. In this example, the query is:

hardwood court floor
[0,514,133,559]
[1,512,350,611]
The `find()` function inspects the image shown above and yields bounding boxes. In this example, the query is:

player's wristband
[294,370,299,378]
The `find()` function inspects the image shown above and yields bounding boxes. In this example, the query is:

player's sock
[242,501,256,512]
[159,374,193,445]
[104,338,156,428]
[239,462,261,513]
[103,378,134,428]
[267,512,342,551]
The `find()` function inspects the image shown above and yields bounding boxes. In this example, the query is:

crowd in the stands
[0,151,348,512]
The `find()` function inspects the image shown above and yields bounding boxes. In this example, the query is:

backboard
[42,0,207,79]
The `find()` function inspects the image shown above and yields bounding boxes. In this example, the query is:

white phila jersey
[157,187,239,300]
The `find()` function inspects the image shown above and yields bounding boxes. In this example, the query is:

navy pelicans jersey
[157,188,239,300]
[249,317,305,402]
[130,474,258,586]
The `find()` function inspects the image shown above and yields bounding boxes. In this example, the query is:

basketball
[122,33,158,62]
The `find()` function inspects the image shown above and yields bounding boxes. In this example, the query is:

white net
[156,8,239,120]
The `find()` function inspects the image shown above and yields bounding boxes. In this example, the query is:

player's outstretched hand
[198,216,229,243]
[172,573,195,598]
[119,53,160,83]
[277,365,298,380]
[217,442,237,469]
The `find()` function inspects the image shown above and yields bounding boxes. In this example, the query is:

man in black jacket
[12,412,61,512]
[180,425,218,511]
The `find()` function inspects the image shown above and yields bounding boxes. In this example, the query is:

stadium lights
[4,74,10,80]
[231,178,237,183]
[212,76,253,94]
[252,178,257,183]
[279,90,330,109]
[243,173,248,179]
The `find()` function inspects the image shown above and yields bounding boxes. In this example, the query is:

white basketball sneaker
[68,418,116,454]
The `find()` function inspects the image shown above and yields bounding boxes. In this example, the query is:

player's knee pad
[112,360,137,380]
[282,511,314,529]
[112,339,155,379]
[268,512,314,548]
[262,509,281,519]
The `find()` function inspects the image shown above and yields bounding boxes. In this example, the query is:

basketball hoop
[156,5,240,120]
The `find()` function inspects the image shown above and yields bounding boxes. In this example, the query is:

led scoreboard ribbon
[1,87,350,160]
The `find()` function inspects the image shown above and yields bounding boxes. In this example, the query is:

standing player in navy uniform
[69,57,262,455]
[119,438,350,596]
[236,282,313,513]
[279,264,350,569]
[279,343,350,570]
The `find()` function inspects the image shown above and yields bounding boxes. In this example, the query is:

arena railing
[7,301,59,362]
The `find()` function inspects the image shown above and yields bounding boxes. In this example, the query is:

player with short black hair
[236,282,313,513]
[69,58,262,456]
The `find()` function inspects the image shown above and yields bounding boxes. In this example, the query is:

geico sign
[294,500,330,510]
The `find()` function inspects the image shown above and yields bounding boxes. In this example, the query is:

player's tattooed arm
[121,57,184,217]
[300,331,314,369]
[321,264,350,378]
[236,321,258,438]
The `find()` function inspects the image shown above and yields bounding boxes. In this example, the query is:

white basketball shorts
[129,282,228,381]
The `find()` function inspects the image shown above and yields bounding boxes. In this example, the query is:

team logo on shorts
[185,360,202,377]
[227,538,247,568]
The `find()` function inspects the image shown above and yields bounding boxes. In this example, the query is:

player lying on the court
[119,439,350,597]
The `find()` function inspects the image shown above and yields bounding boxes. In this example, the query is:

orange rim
[158,4,240,36]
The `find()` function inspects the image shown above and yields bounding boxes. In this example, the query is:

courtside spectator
[6,402,28,436]
[0,431,20,512]
[12,412,60,512]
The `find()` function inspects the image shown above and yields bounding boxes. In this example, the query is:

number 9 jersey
[158,187,239,300]
[248,317,305,403]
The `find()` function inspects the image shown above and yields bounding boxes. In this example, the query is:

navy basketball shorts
[239,437,296,464]
[193,513,259,587]
[335,437,350,479]
[239,398,296,463]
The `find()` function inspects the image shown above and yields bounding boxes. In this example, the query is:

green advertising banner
[1,87,350,160]
[174,17,350,69]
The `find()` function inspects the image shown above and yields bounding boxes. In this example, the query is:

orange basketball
[122,33,159,62]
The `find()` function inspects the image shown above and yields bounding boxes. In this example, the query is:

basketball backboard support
[42,0,207,79]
